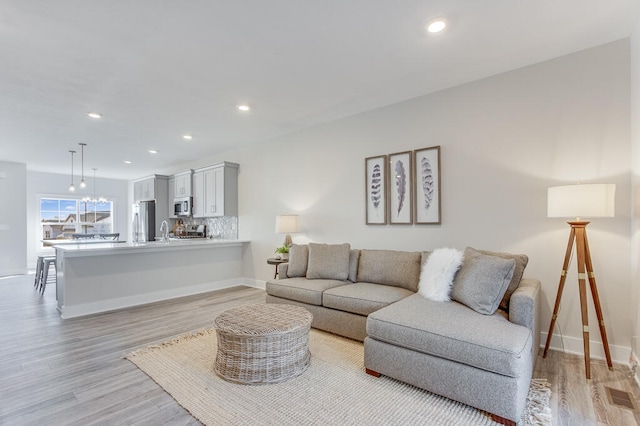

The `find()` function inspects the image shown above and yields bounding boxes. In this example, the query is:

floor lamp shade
[275,215,299,246]
[547,184,615,219]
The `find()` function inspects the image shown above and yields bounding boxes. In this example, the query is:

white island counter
[54,239,250,318]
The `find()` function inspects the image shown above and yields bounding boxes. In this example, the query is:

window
[40,197,113,240]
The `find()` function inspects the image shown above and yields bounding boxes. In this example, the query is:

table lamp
[275,214,299,247]
[543,183,615,380]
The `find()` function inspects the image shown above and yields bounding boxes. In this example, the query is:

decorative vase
[280,253,289,261]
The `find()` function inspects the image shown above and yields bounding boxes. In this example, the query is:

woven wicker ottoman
[213,303,313,384]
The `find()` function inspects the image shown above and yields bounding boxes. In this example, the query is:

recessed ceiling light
[87,112,102,119]
[237,105,250,112]
[148,149,158,154]
[182,134,193,140]
[427,20,446,33]
[124,160,132,164]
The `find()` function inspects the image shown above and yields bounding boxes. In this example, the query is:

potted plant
[275,245,290,261]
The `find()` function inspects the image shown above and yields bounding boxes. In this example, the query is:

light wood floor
[0,274,638,425]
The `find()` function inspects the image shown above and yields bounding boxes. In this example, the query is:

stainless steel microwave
[173,197,192,217]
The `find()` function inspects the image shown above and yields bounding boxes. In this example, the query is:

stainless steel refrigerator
[132,201,156,242]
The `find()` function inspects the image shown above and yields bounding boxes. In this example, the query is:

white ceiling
[1,1,639,181]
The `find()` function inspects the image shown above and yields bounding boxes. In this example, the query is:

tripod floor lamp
[543,183,615,380]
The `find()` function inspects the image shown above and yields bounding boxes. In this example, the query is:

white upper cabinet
[133,176,157,202]
[192,170,204,217]
[174,170,192,197]
[192,162,238,218]
[132,175,170,224]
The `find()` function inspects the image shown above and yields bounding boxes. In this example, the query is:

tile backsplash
[187,216,238,240]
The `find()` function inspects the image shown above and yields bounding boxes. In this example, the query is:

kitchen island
[54,239,249,318]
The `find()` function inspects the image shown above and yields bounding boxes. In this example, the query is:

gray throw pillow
[348,249,361,282]
[357,249,422,292]
[451,247,516,315]
[306,243,351,280]
[286,244,309,278]
[472,247,529,311]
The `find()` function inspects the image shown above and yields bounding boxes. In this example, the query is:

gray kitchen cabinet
[168,177,176,218]
[192,162,238,218]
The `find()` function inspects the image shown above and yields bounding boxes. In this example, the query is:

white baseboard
[0,268,28,277]
[541,331,631,365]
[60,278,248,319]
[240,278,266,290]
[633,352,640,387]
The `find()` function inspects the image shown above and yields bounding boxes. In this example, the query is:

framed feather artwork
[413,146,441,224]
[388,151,413,225]
[365,155,387,225]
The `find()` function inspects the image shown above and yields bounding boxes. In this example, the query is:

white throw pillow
[418,248,464,302]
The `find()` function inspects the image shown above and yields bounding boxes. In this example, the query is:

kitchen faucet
[159,220,169,242]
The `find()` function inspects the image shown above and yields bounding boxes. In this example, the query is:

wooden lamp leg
[582,228,614,371]
[574,225,591,379]
[543,226,575,358]
[544,221,613,380]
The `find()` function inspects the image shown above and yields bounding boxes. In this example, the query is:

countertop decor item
[544,183,616,379]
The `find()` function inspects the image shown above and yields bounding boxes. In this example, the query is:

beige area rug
[125,329,551,426]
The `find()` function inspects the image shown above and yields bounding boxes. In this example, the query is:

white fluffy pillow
[418,248,464,302]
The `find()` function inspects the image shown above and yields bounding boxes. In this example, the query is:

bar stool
[34,256,44,288]
[40,257,56,294]
[35,254,56,294]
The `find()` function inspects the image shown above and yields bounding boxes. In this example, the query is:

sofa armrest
[278,263,289,279]
[509,278,541,352]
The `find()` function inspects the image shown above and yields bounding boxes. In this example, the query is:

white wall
[631,18,640,377]
[0,161,27,276]
[26,171,129,268]
[180,40,633,361]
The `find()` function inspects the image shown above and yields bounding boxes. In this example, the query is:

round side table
[267,258,287,279]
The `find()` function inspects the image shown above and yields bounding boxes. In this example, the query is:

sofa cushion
[357,249,422,292]
[287,244,309,278]
[348,249,360,282]
[418,248,464,302]
[323,282,414,316]
[471,248,529,311]
[266,277,347,306]
[306,243,351,280]
[451,248,516,315]
[366,294,532,378]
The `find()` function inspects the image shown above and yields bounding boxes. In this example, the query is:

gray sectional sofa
[265,243,540,424]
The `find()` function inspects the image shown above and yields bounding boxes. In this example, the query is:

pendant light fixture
[79,143,87,188]
[83,168,106,204]
[68,150,76,192]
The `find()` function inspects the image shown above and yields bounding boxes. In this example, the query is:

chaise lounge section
[265,243,540,424]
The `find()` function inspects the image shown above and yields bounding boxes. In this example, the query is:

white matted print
[388,151,412,225]
[365,155,387,225]
[413,146,441,224]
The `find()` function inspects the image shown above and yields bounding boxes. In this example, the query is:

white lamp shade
[547,184,615,218]
[275,215,300,234]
